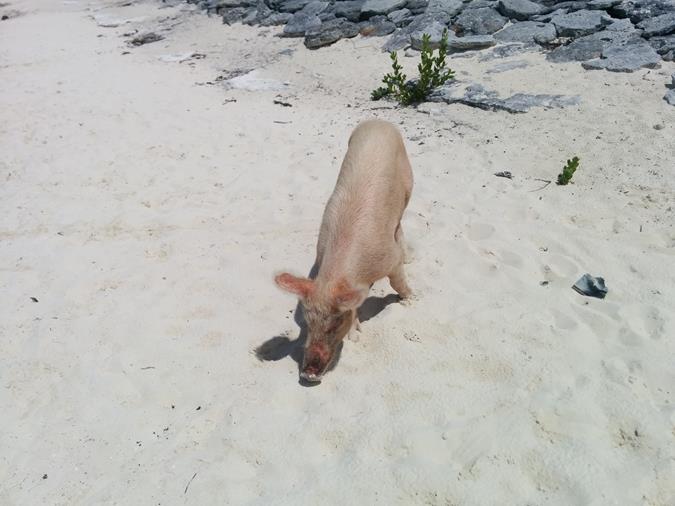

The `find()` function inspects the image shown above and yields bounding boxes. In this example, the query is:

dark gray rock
[410,19,448,47]
[553,1,600,12]
[361,0,408,18]
[582,39,661,70]
[462,0,499,9]
[211,0,256,9]
[605,18,636,30]
[360,15,398,34]
[388,8,414,24]
[426,0,464,16]
[333,0,365,22]
[277,0,312,12]
[551,10,612,37]
[429,82,581,112]
[609,0,674,24]
[407,0,430,14]
[588,0,621,9]
[448,34,496,49]
[304,18,360,47]
[480,42,534,57]
[129,32,164,45]
[242,0,274,25]
[382,11,451,50]
[283,3,328,35]
[260,11,293,24]
[649,34,675,60]
[282,12,321,34]
[497,0,543,21]
[665,89,675,105]
[494,20,556,42]
[531,8,567,23]
[221,6,250,23]
[455,7,508,34]
[637,12,675,37]
[547,28,639,61]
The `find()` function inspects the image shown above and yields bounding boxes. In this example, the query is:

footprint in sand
[549,308,579,331]
[544,253,579,279]
[467,222,495,241]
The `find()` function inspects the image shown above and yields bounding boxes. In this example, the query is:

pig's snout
[301,342,332,382]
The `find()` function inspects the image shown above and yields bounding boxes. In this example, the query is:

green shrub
[372,30,455,106]
[557,156,580,185]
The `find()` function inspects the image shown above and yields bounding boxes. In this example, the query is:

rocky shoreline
[187,0,674,72]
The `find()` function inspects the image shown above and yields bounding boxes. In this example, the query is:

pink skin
[275,119,413,382]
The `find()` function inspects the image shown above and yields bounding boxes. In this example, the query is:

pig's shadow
[255,265,401,386]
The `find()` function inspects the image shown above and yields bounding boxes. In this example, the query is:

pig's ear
[275,273,315,300]
[332,280,368,311]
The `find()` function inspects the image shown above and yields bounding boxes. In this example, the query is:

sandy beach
[1,0,674,504]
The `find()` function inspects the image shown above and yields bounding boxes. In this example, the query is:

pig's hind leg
[390,223,413,300]
[394,223,413,264]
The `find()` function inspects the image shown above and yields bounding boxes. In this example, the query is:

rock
[547,29,639,61]
[494,21,556,43]
[129,32,164,46]
[665,89,675,105]
[382,12,451,50]
[447,34,496,50]
[426,0,464,17]
[637,12,675,38]
[582,39,661,71]
[221,6,250,23]
[486,59,529,71]
[480,42,533,58]
[462,0,498,9]
[411,20,448,48]
[588,0,621,9]
[388,8,414,24]
[429,82,581,112]
[671,72,675,86]
[304,18,360,47]
[260,11,293,24]
[277,0,313,12]
[551,10,612,37]
[605,18,635,31]
[552,1,596,12]
[281,0,327,35]
[360,15,398,34]
[648,34,675,60]
[497,0,543,21]
[531,8,566,23]
[361,0,408,18]
[406,0,430,14]
[333,0,365,22]
[282,12,321,35]
[455,7,508,34]
[609,0,675,24]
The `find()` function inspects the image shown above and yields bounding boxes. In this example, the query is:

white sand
[1,0,674,504]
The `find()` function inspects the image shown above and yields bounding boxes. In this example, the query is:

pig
[275,119,414,383]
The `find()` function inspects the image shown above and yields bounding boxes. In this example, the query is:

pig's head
[275,273,367,382]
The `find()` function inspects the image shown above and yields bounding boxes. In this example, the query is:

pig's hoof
[399,293,416,306]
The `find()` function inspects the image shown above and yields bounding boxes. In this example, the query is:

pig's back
[316,120,412,283]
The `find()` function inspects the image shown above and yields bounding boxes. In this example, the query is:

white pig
[275,119,413,382]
